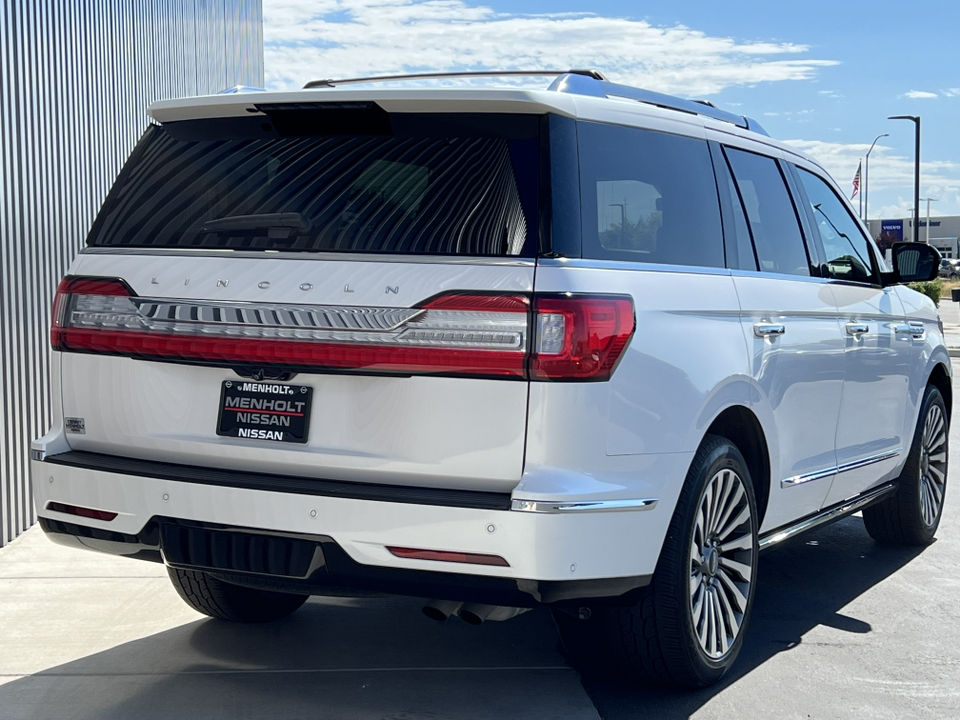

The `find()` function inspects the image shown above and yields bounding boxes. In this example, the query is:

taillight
[530,294,635,381]
[51,277,634,381]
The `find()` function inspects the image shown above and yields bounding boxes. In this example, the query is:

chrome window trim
[780,448,901,488]
[80,247,537,266]
[535,258,733,276]
[511,497,658,513]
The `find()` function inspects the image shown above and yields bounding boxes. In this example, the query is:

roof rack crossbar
[304,69,607,90]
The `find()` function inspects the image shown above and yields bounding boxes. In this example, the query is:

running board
[758,482,898,550]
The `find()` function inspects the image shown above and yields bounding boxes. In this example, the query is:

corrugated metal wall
[0,0,264,546]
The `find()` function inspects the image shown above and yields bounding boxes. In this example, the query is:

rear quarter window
[577,122,725,268]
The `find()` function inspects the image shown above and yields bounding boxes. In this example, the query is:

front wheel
[557,435,758,687]
[863,385,948,545]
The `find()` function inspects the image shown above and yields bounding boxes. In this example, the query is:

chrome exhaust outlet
[458,604,529,626]
[422,599,463,622]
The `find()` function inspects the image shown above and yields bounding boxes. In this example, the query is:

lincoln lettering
[224,397,306,413]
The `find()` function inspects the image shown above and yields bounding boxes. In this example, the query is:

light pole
[888,115,920,242]
[919,197,938,244]
[863,133,888,222]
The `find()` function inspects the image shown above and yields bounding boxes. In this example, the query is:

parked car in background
[939,258,960,279]
[32,70,949,689]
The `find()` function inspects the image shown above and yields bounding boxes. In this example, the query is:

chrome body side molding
[780,448,901,488]
[759,482,898,550]
[511,497,658,513]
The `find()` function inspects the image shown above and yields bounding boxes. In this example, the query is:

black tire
[555,435,758,688]
[863,385,948,546]
[167,567,309,622]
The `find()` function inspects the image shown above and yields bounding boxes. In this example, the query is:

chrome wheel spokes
[689,468,755,660]
[919,403,948,527]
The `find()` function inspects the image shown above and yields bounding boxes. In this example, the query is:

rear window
[577,121,725,268]
[88,113,540,256]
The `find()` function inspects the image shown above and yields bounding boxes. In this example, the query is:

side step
[759,482,898,550]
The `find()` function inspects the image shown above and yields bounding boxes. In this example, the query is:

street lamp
[863,133,888,222]
[919,197,938,244]
[888,115,920,242]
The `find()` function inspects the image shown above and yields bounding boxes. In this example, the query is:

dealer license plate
[216,380,313,444]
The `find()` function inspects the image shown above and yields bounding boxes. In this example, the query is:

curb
[949,348,960,358]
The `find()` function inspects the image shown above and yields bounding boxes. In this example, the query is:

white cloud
[904,90,938,99]
[784,139,960,216]
[943,88,960,97]
[262,0,838,97]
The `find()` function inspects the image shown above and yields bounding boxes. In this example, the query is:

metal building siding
[0,0,264,546]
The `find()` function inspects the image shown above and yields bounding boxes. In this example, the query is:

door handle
[894,322,925,338]
[754,323,785,338]
[845,323,869,336]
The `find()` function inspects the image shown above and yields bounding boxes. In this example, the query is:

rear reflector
[387,546,510,567]
[51,276,634,381]
[46,501,118,522]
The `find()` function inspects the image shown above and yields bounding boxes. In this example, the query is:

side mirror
[886,242,941,284]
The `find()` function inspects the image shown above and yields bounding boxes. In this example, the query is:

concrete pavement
[2,366,960,719]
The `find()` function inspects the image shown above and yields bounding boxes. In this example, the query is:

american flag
[851,162,861,199]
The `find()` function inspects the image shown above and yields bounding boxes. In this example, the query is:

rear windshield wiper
[200,212,312,241]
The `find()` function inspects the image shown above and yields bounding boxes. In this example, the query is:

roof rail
[300,69,768,136]
[304,69,607,90]
[547,73,768,135]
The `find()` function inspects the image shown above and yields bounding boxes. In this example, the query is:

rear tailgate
[58,252,534,493]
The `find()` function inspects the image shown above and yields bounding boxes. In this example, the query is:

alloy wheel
[689,468,755,659]
[919,403,948,527]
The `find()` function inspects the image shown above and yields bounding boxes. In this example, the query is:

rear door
[55,111,542,493]
[714,141,846,531]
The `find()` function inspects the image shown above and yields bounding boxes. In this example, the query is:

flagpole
[858,159,863,218]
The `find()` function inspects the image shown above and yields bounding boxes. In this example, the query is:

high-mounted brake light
[51,277,634,381]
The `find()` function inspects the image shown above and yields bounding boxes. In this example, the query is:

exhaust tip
[422,599,462,622]
[459,609,484,626]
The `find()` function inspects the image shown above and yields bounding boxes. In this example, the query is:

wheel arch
[703,406,771,526]
[928,361,952,421]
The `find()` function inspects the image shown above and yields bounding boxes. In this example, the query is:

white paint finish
[733,275,846,529]
[60,253,536,492]
[822,284,910,507]
[531,263,745,457]
[32,461,671,581]
[60,355,527,492]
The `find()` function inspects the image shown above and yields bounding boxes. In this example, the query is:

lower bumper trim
[39,516,651,607]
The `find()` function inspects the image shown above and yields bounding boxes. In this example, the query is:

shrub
[908,279,943,307]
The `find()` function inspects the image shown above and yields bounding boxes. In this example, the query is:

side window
[724,147,812,277]
[578,122,725,268]
[796,167,877,283]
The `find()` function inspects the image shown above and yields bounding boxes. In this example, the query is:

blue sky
[262,0,960,219]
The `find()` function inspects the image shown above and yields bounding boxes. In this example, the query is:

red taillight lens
[530,294,635,381]
[51,278,634,382]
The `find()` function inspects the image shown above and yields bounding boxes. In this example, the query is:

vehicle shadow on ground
[0,591,596,720]
[576,515,929,719]
[0,516,927,720]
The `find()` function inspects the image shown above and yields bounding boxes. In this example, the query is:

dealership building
[867,217,960,258]
[0,2,264,546]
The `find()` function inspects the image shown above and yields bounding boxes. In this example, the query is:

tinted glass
[88,118,538,256]
[578,122,724,268]
[725,147,811,277]
[796,167,876,283]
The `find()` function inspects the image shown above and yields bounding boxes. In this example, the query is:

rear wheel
[555,435,758,687]
[863,385,948,545]
[167,567,309,622]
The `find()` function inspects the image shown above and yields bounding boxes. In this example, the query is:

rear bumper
[31,451,670,604]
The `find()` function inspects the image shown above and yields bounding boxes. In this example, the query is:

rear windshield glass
[88,114,539,256]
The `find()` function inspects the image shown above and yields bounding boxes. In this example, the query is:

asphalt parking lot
[2,370,959,720]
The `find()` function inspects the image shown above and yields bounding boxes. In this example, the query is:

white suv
[32,70,950,687]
